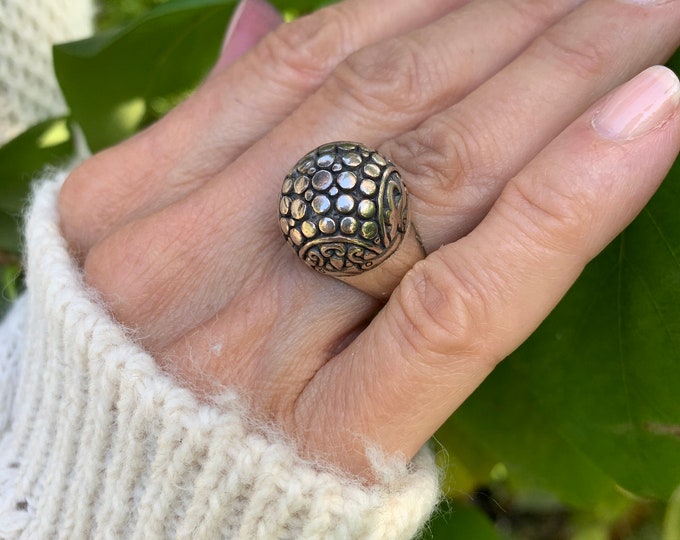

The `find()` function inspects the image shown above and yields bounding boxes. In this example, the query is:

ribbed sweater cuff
[0,173,440,539]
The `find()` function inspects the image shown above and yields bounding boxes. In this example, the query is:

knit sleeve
[0,173,440,539]
[0,0,94,144]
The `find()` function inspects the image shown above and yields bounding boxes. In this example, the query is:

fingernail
[593,66,680,140]
[214,0,283,71]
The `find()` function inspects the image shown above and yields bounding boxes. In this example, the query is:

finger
[385,0,680,250]
[277,0,584,144]
[79,0,583,347]
[60,0,463,253]
[296,66,680,474]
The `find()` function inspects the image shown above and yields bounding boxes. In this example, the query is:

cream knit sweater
[0,174,440,538]
[0,0,94,144]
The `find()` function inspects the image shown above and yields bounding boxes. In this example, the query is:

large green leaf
[53,0,239,151]
[439,362,630,513]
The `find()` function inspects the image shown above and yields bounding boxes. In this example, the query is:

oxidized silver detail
[279,141,409,277]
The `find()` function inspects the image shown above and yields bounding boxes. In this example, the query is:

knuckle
[58,136,158,254]
[391,253,493,363]
[506,0,563,27]
[83,220,182,331]
[254,5,353,88]
[330,36,431,117]
[58,159,105,252]
[501,174,595,255]
[531,26,613,80]
[58,163,87,223]
[83,229,141,316]
[384,116,480,207]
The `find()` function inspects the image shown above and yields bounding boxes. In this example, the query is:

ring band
[278,141,424,298]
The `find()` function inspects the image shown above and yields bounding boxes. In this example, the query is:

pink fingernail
[214,0,283,71]
[593,66,680,140]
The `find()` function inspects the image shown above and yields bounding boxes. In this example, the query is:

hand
[58,0,680,477]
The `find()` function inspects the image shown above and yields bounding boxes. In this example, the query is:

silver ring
[279,142,424,297]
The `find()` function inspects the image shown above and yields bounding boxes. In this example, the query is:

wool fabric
[0,0,94,144]
[0,173,441,538]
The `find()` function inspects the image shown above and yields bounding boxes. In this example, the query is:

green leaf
[0,117,74,255]
[663,484,680,540]
[54,0,239,151]
[0,263,22,319]
[269,0,324,10]
[0,212,22,255]
[97,0,170,30]
[439,363,630,513]
[0,117,74,215]
[269,0,337,14]
[422,499,501,540]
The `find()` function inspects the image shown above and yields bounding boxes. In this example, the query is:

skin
[58,0,680,478]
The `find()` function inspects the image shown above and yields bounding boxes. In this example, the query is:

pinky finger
[296,66,680,475]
